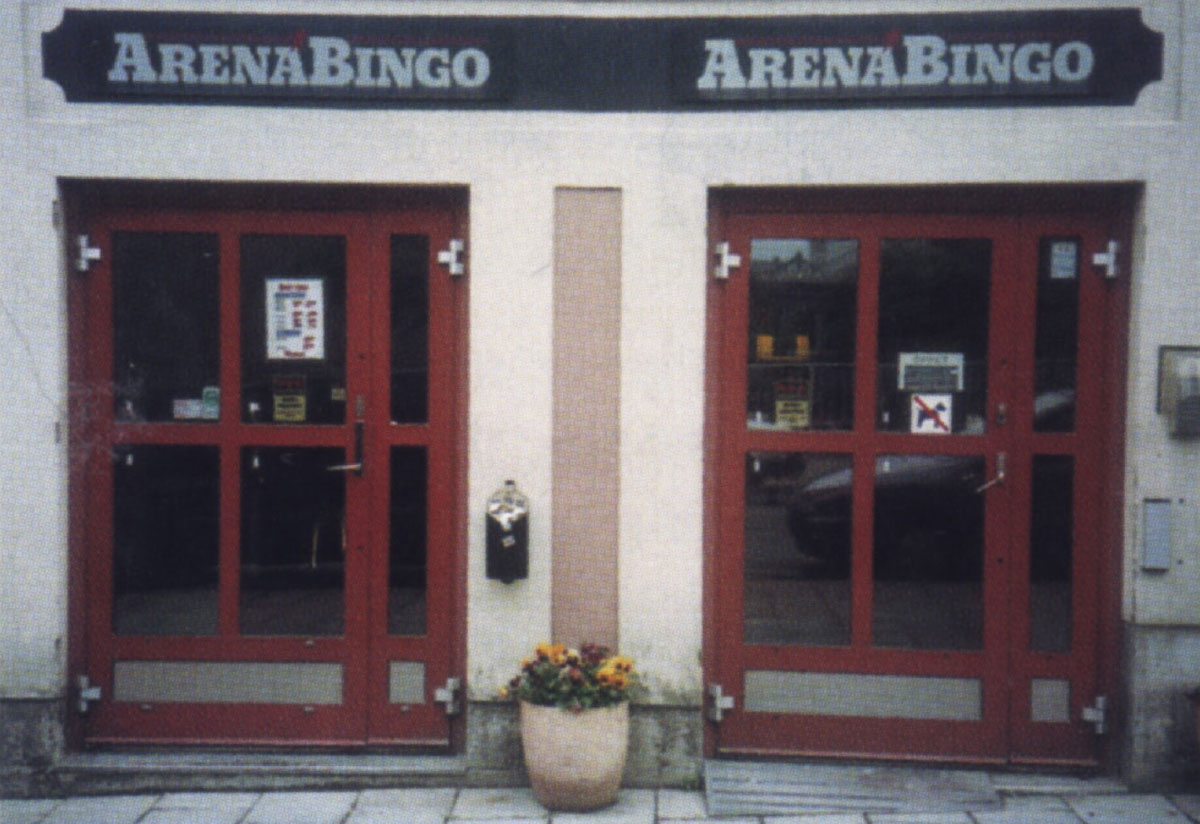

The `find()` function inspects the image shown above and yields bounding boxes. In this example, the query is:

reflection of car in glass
[785,391,1075,582]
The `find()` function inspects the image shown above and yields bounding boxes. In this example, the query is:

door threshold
[49,751,467,797]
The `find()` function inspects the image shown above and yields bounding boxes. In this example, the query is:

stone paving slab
[658,789,709,819]
[1174,795,1200,820]
[970,793,1084,824]
[1064,793,1193,824]
[7,786,1200,824]
[1,798,60,824]
[451,787,549,820]
[550,790,655,823]
[37,794,158,824]
[763,815,867,824]
[244,790,359,824]
[866,813,974,823]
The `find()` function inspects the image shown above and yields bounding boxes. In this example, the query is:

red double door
[708,197,1127,765]
[72,201,464,747]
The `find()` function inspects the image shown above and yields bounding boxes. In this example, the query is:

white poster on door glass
[266,278,324,360]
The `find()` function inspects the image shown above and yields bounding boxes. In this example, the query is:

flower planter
[519,700,629,811]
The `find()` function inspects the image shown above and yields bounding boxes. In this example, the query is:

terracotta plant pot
[519,700,629,811]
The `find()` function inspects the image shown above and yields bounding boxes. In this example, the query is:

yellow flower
[611,673,627,689]
[609,656,634,674]
[549,643,568,667]
[535,642,553,660]
[597,669,614,686]
[498,686,509,699]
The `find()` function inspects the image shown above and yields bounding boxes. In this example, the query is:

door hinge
[75,234,101,273]
[437,238,465,277]
[707,683,735,723]
[434,677,462,716]
[76,675,102,714]
[1092,240,1120,279]
[1082,695,1108,734]
[713,242,742,280]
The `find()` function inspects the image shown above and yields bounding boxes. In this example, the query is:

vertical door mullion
[851,229,880,649]
[217,227,241,638]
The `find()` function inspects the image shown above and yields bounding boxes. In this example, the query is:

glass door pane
[241,235,347,425]
[877,239,991,434]
[744,452,852,646]
[240,447,346,636]
[748,239,858,431]
[872,454,986,650]
[112,232,219,423]
[112,445,220,635]
[388,447,427,636]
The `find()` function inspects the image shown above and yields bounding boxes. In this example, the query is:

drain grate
[704,760,1001,817]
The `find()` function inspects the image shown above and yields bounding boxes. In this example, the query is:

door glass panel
[112,445,219,635]
[1034,238,1079,432]
[748,239,858,431]
[391,236,430,425]
[240,447,345,636]
[1031,455,1073,652]
[241,235,347,425]
[744,452,852,646]
[877,239,991,434]
[389,447,428,636]
[112,232,219,423]
[872,454,985,649]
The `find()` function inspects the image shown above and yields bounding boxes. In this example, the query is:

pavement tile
[38,794,158,824]
[656,790,708,819]
[1171,796,1200,822]
[348,788,459,824]
[662,819,757,824]
[152,792,261,809]
[451,787,548,819]
[140,806,251,824]
[765,815,868,824]
[971,794,1082,824]
[866,814,973,824]
[988,773,1126,795]
[0,798,61,824]
[244,791,359,824]
[551,790,655,823]
[1064,794,1190,824]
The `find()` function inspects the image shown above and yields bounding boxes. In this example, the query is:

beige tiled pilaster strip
[551,187,622,650]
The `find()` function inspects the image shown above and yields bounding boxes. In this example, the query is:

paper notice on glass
[266,278,325,360]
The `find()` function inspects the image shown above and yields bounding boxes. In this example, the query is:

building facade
[2,0,1199,794]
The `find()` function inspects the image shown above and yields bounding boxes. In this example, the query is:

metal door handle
[975,452,1006,493]
[327,421,364,477]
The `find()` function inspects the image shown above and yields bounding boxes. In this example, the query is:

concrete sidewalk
[5,787,1200,824]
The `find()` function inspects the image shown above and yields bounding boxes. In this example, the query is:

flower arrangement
[501,642,637,711]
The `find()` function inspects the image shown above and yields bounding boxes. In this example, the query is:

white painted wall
[2,0,1198,709]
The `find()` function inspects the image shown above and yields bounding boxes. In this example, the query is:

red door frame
[65,185,468,750]
[702,185,1132,767]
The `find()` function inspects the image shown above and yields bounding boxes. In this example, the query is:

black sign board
[42,8,1163,110]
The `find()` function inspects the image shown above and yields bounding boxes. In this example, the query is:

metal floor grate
[704,760,1001,817]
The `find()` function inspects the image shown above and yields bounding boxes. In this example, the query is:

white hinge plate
[437,239,465,277]
[77,675,102,714]
[713,242,742,280]
[707,683,735,723]
[434,677,462,716]
[1081,695,1108,734]
[1092,240,1119,279]
[75,234,101,272]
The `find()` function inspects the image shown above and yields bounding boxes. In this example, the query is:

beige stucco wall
[1,0,1198,716]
